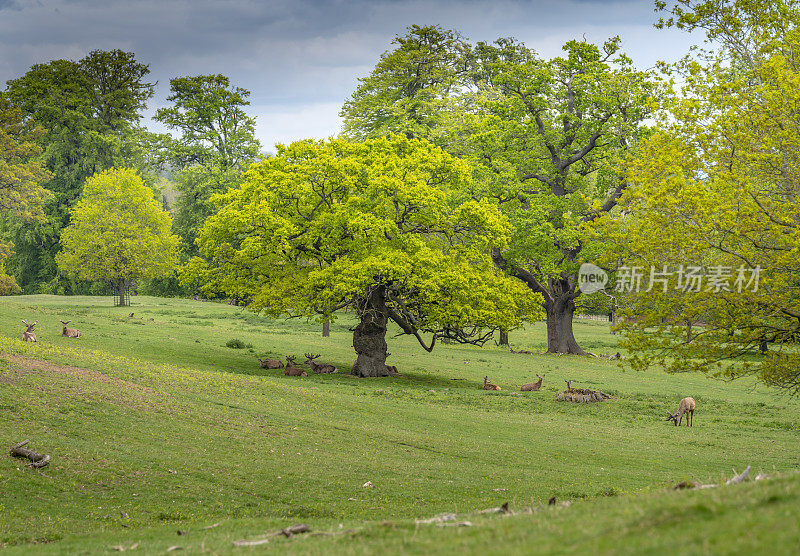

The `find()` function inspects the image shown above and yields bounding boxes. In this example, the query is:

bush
[225,338,252,349]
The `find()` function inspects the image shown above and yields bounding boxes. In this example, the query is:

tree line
[3,0,800,389]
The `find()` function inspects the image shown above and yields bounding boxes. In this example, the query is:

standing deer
[60,320,81,338]
[21,320,37,342]
[284,356,307,377]
[483,376,501,391]
[666,397,696,427]
[304,353,337,374]
[258,357,284,370]
[521,374,544,391]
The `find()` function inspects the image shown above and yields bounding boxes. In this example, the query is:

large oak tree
[185,135,539,376]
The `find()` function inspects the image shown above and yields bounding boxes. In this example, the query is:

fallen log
[232,524,311,547]
[726,466,751,485]
[10,440,50,468]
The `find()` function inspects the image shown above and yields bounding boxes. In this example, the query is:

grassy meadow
[0,295,799,554]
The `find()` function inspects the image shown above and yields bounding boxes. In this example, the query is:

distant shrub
[225,338,252,349]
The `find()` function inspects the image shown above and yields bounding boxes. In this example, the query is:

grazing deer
[21,320,37,342]
[483,376,501,391]
[304,353,337,374]
[521,374,544,391]
[258,357,284,370]
[60,320,81,338]
[666,397,695,427]
[284,356,307,377]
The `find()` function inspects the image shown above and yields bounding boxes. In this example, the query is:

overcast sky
[0,0,699,152]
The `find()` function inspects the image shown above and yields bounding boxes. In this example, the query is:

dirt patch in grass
[1,353,168,410]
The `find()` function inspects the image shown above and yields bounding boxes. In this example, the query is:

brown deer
[483,376,501,391]
[284,356,307,377]
[21,320,37,342]
[521,374,544,391]
[666,397,696,427]
[304,353,337,374]
[258,357,284,370]
[60,320,81,338]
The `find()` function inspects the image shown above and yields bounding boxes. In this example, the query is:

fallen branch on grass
[726,466,751,485]
[477,502,510,514]
[232,524,311,547]
[9,440,50,468]
[674,465,756,490]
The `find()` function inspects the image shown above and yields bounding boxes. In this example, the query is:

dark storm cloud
[0,0,695,149]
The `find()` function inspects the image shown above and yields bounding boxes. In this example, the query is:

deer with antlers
[21,320,37,342]
[60,320,82,338]
[666,397,695,427]
[304,353,337,374]
[284,356,307,377]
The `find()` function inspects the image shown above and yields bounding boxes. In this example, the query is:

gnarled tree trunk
[545,293,586,355]
[351,285,391,377]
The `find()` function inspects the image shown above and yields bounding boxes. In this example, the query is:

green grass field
[1,295,799,554]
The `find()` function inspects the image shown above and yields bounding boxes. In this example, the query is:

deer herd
[20,317,696,428]
[259,353,338,377]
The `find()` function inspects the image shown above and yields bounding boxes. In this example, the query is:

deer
[60,320,81,338]
[666,397,696,427]
[483,376,501,391]
[521,374,544,391]
[304,353,337,374]
[284,356,307,377]
[258,357,284,370]
[21,320,37,342]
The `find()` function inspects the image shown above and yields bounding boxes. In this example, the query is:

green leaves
[188,134,539,338]
[154,74,262,256]
[56,168,179,285]
[602,2,800,393]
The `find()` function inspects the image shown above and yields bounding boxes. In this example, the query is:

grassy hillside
[1,295,798,554]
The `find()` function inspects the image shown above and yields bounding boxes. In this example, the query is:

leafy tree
[341,27,657,353]
[56,168,179,306]
[458,38,656,354]
[598,1,800,393]
[4,50,155,290]
[154,75,261,256]
[185,135,539,376]
[340,25,472,145]
[0,93,52,293]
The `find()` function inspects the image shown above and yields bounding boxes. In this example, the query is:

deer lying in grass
[258,357,284,370]
[21,320,37,342]
[483,376,501,391]
[304,353,337,374]
[284,356,307,377]
[60,320,81,338]
[666,397,695,427]
[521,374,544,391]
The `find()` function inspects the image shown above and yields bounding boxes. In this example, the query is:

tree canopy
[56,168,179,306]
[3,49,156,291]
[0,93,52,294]
[186,134,540,376]
[154,74,262,256]
[342,26,658,353]
[598,0,800,393]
